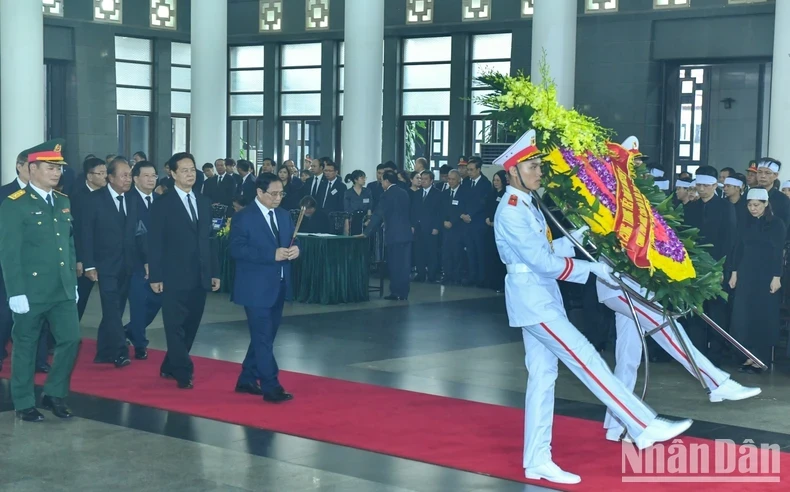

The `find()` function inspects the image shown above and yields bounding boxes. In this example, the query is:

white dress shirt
[107,186,126,214]
[174,186,198,220]
[136,187,153,208]
[16,177,27,189]
[28,182,53,203]
[255,199,283,278]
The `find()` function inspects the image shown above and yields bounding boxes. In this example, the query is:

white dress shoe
[525,461,581,485]
[709,379,761,403]
[634,417,693,450]
[605,427,633,443]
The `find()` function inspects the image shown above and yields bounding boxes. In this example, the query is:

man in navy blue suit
[460,156,491,287]
[230,172,299,403]
[237,159,257,205]
[411,171,442,283]
[124,161,161,360]
[362,170,413,300]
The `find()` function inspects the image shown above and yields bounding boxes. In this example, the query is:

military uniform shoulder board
[53,190,68,197]
[8,189,25,200]
[508,194,518,206]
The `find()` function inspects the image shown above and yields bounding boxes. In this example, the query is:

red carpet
[2,339,787,491]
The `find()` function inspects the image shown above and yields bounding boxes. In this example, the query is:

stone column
[769,0,790,180]
[1,0,45,181]
[531,0,577,109]
[190,0,227,165]
[341,0,384,179]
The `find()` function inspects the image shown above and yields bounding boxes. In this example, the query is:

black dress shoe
[15,407,45,422]
[114,356,131,368]
[40,395,73,419]
[263,389,293,403]
[134,348,148,360]
[235,382,263,395]
[177,379,194,389]
[36,363,51,374]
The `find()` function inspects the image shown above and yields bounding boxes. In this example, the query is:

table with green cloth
[291,233,370,304]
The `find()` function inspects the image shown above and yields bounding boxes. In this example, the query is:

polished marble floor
[2,280,789,491]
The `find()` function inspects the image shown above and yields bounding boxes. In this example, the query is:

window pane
[171,91,191,114]
[171,66,191,90]
[115,36,152,62]
[230,94,264,116]
[339,67,344,91]
[171,42,191,66]
[403,64,451,90]
[172,117,188,153]
[679,103,692,142]
[471,89,494,115]
[281,93,321,116]
[693,90,703,161]
[116,62,152,88]
[338,92,344,117]
[339,41,345,65]
[472,61,511,87]
[282,68,322,91]
[402,91,450,116]
[230,46,265,69]
[230,70,264,93]
[403,37,452,63]
[282,43,322,67]
[116,87,152,112]
[472,33,512,60]
[230,120,249,161]
[129,115,150,158]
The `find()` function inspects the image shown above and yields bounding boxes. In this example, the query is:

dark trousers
[95,272,130,361]
[77,275,94,321]
[386,242,412,299]
[414,227,440,281]
[442,228,464,283]
[124,270,162,349]
[689,296,729,363]
[238,281,286,392]
[464,225,486,285]
[161,287,207,383]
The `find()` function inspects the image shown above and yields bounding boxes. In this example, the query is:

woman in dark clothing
[343,170,373,236]
[278,164,304,211]
[484,170,508,292]
[729,188,786,374]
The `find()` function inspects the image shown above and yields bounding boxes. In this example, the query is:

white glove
[590,263,617,285]
[570,225,590,244]
[75,286,79,304]
[9,295,30,315]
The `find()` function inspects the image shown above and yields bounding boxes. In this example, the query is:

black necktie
[312,178,319,197]
[187,194,197,223]
[117,195,125,217]
[472,180,476,189]
[423,190,428,202]
[269,210,280,245]
[145,196,151,209]
[451,190,455,200]
[46,193,53,208]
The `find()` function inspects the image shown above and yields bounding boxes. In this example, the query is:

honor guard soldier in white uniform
[493,130,693,485]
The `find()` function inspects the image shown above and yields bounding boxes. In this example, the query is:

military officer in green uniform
[0,139,81,422]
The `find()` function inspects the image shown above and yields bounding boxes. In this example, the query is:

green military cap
[24,138,67,165]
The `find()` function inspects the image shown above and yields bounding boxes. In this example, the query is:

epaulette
[54,190,68,197]
[8,189,25,200]
[508,194,518,206]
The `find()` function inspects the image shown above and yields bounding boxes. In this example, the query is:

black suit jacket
[129,189,157,271]
[0,179,23,294]
[68,182,94,264]
[364,185,413,245]
[148,189,219,292]
[411,186,443,234]
[209,174,237,206]
[240,174,257,205]
[317,179,347,212]
[461,175,492,228]
[306,175,325,199]
[81,187,140,277]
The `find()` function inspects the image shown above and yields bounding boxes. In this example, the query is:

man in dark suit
[226,159,243,194]
[0,153,50,373]
[411,171,442,283]
[148,152,220,389]
[362,170,413,300]
[81,156,138,368]
[124,161,161,360]
[460,157,491,287]
[366,163,387,209]
[306,157,325,199]
[237,159,257,205]
[71,157,108,320]
[207,159,237,207]
[317,161,346,213]
[442,169,466,285]
[230,173,299,403]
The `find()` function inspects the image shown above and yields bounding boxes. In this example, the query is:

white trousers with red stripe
[601,296,730,433]
[521,318,657,469]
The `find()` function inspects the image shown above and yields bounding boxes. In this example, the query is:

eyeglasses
[266,191,287,198]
